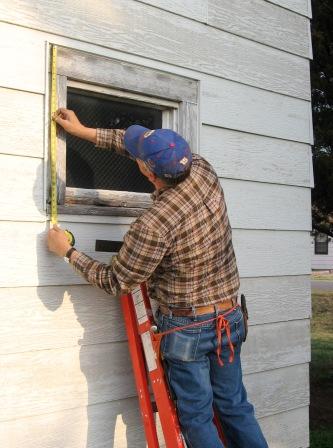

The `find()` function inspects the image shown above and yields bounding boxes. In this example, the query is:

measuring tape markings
[50,45,75,246]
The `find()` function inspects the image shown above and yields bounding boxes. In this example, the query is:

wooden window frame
[51,46,199,217]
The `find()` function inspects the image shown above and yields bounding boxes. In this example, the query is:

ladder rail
[121,284,228,447]
[120,294,160,448]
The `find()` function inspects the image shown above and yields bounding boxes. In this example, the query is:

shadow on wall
[34,162,146,447]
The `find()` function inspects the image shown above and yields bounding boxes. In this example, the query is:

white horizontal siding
[201,126,312,187]
[135,0,311,60]
[0,22,45,93]
[0,276,310,354]
[268,0,311,17]
[0,286,311,373]
[0,222,311,287]
[0,399,309,448]
[138,0,208,22]
[0,0,310,99]
[0,88,44,158]
[208,0,310,57]
[0,339,309,421]
[240,275,311,324]
[233,230,311,277]
[221,179,312,231]
[201,75,312,143]
[260,407,309,448]
[0,154,45,221]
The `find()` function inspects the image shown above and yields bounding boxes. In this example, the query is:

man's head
[124,125,192,187]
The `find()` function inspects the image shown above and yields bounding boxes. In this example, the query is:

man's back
[134,154,240,307]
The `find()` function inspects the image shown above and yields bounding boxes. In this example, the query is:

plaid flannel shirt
[71,128,240,307]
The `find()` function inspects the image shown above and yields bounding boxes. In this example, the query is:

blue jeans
[156,306,268,448]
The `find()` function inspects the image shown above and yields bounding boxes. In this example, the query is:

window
[51,46,199,216]
[315,233,329,255]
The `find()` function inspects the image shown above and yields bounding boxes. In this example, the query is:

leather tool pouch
[240,294,249,342]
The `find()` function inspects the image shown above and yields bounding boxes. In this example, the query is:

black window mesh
[66,90,163,193]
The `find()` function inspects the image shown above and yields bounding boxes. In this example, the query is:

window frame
[51,46,199,217]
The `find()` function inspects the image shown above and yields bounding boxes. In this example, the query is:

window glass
[66,89,163,193]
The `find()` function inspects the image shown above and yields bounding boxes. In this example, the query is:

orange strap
[152,304,239,366]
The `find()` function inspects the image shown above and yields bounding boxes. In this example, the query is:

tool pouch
[240,294,249,342]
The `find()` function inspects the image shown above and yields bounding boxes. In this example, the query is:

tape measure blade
[50,45,58,225]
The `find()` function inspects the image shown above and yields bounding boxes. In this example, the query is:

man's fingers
[52,224,62,232]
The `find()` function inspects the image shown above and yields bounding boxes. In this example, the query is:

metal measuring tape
[50,45,75,246]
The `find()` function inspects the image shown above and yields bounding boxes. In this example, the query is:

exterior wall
[312,238,333,271]
[0,1,312,447]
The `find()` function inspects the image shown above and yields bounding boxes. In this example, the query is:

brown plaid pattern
[71,129,240,307]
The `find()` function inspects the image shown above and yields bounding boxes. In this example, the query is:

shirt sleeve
[70,221,168,295]
[96,128,134,160]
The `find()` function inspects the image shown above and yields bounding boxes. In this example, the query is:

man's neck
[153,178,168,191]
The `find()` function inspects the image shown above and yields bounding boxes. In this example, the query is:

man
[48,108,268,448]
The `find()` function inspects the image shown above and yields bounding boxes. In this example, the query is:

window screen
[315,233,329,255]
[66,90,163,193]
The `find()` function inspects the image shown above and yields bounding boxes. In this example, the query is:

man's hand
[48,224,72,257]
[53,108,97,143]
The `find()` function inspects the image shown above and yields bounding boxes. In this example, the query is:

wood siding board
[201,76,312,143]
[0,286,126,355]
[0,400,308,448]
[0,397,151,448]
[57,47,198,103]
[307,0,312,18]
[0,224,311,287]
[259,406,309,448]
[245,364,309,419]
[208,0,310,58]
[136,0,208,23]
[0,342,136,421]
[0,22,45,93]
[308,96,314,145]
[221,179,312,231]
[267,0,310,17]
[233,230,311,278]
[0,154,45,221]
[240,275,311,325]
[0,88,44,158]
[241,319,311,373]
[201,126,312,187]
[0,0,310,99]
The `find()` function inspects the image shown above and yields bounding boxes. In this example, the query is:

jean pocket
[161,322,201,362]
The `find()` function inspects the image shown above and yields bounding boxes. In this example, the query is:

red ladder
[121,283,227,448]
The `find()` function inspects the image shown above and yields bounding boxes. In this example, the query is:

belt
[159,299,235,317]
